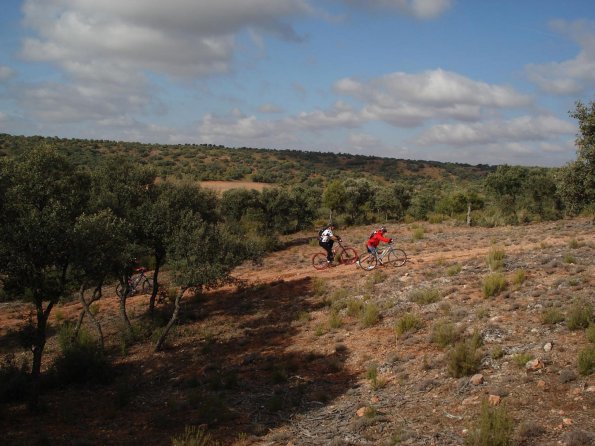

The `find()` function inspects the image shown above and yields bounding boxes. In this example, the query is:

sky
[0,1,594,167]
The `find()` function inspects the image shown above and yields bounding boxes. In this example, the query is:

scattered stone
[356,407,367,417]
[537,379,547,390]
[543,342,553,352]
[470,374,484,386]
[559,369,577,384]
[562,417,573,426]
[525,358,544,371]
[488,394,501,406]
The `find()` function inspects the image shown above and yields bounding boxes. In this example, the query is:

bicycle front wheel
[357,254,377,271]
[338,248,358,265]
[386,248,407,267]
[312,253,329,270]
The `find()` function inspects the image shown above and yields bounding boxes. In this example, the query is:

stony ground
[1,218,594,446]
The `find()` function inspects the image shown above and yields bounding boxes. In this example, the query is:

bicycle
[357,242,407,271]
[116,267,154,296]
[312,239,359,270]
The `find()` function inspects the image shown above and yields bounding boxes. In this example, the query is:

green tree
[71,209,131,347]
[0,146,89,409]
[557,100,595,216]
[322,180,347,222]
[155,213,261,351]
[484,165,528,221]
[139,182,218,314]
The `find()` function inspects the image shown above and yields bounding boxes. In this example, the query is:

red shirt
[367,231,391,248]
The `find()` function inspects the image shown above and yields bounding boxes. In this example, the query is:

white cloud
[0,66,15,81]
[415,115,575,146]
[526,20,595,95]
[258,103,283,113]
[335,69,532,127]
[342,0,452,20]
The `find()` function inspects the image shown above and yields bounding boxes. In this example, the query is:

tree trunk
[466,202,472,227]
[75,283,104,350]
[29,299,54,412]
[148,255,163,316]
[154,287,185,352]
[116,278,133,337]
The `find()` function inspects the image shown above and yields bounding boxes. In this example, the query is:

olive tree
[0,146,89,409]
[557,100,595,217]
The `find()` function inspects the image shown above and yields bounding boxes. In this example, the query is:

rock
[543,342,553,352]
[525,358,544,371]
[470,374,484,385]
[488,394,501,406]
[356,407,367,417]
[537,380,547,390]
[562,418,573,426]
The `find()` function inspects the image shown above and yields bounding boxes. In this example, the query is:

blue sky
[1,0,594,167]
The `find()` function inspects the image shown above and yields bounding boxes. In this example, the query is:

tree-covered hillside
[0,133,495,187]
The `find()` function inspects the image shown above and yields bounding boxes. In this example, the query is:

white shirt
[320,228,334,243]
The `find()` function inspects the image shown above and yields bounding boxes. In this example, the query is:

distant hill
[0,133,496,187]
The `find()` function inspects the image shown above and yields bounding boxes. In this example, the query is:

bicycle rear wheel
[386,248,407,267]
[357,254,377,271]
[140,277,153,294]
[312,253,329,270]
[338,247,358,265]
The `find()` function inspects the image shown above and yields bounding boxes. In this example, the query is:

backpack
[369,230,377,240]
[318,227,326,239]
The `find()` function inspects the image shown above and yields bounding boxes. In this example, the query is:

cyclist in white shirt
[319,224,342,265]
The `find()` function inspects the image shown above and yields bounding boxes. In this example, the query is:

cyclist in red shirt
[367,226,392,259]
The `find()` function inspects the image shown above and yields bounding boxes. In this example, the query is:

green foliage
[483,273,507,298]
[360,303,380,327]
[446,264,462,276]
[464,399,513,446]
[448,340,482,378]
[409,287,441,305]
[430,319,459,348]
[586,324,595,343]
[541,308,565,325]
[486,248,505,272]
[512,352,533,368]
[566,299,593,330]
[577,346,595,376]
[171,426,221,446]
[0,355,30,403]
[557,100,595,217]
[395,313,423,337]
[50,323,112,386]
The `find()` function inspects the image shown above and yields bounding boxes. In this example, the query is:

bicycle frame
[358,243,407,271]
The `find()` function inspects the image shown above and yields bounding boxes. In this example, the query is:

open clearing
[1,218,594,445]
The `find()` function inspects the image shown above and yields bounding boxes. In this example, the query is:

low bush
[171,425,221,446]
[448,340,482,378]
[465,398,513,446]
[483,273,507,298]
[541,308,565,325]
[577,346,595,376]
[486,247,505,272]
[0,354,30,403]
[395,313,423,338]
[409,287,441,305]
[430,320,459,348]
[566,299,593,330]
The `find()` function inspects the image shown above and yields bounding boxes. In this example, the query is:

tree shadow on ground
[1,276,358,446]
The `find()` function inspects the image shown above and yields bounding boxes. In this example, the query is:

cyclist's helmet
[380,226,387,233]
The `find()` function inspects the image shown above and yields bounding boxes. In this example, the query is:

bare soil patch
[200,181,273,193]
[1,218,594,445]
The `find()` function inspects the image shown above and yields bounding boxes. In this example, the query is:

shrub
[464,399,513,446]
[577,346,595,376]
[171,425,221,446]
[586,324,595,343]
[360,303,380,327]
[50,323,112,386]
[328,309,343,329]
[512,270,526,287]
[566,299,593,330]
[409,287,441,305]
[395,313,423,338]
[483,273,507,298]
[446,264,462,276]
[430,320,459,348]
[448,340,481,378]
[0,355,30,403]
[412,227,425,240]
[541,308,565,325]
[512,352,533,368]
[486,247,505,272]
